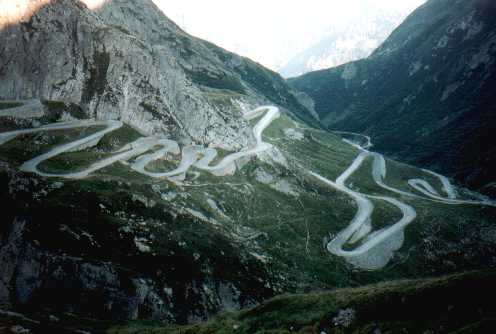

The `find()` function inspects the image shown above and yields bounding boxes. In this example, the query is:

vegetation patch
[106,270,496,334]
[0,101,22,110]
[185,68,246,95]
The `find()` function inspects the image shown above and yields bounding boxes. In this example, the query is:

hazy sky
[153,0,426,70]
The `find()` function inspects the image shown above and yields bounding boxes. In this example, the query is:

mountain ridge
[0,0,318,150]
[289,0,496,193]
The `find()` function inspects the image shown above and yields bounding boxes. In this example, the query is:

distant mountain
[279,7,421,78]
[289,0,496,194]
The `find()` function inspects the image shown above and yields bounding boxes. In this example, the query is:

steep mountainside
[114,270,496,334]
[1,99,495,325]
[0,0,495,331]
[2,270,495,333]
[0,0,318,149]
[289,0,496,194]
[279,8,418,78]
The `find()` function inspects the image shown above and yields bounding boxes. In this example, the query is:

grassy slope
[1,114,495,288]
[108,270,496,334]
[0,101,23,109]
[287,0,496,191]
[1,111,495,328]
[4,271,493,333]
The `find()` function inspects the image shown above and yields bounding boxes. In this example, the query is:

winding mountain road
[333,131,372,149]
[309,131,496,270]
[0,103,280,180]
[129,106,280,178]
[370,150,494,206]
[0,101,492,270]
[309,150,417,270]
[0,99,43,119]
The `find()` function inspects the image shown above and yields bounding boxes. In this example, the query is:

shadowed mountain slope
[289,0,496,194]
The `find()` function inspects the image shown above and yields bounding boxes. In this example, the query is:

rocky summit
[0,0,317,149]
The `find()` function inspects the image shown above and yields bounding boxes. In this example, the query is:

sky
[153,0,426,71]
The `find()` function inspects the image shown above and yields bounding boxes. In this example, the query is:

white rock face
[271,180,299,197]
[254,168,275,184]
[408,61,422,76]
[468,34,496,73]
[436,35,449,49]
[447,10,484,41]
[283,128,304,141]
[441,81,464,102]
[341,63,358,80]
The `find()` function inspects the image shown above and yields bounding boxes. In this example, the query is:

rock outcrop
[0,0,313,322]
[0,160,278,322]
[0,0,316,150]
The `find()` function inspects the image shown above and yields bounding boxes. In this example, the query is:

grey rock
[0,0,316,150]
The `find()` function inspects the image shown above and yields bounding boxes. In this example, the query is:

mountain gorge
[289,0,496,195]
[0,0,495,333]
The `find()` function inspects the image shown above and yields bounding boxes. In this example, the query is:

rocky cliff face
[0,0,316,150]
[0,0,319,324]
[289,0,496,193]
